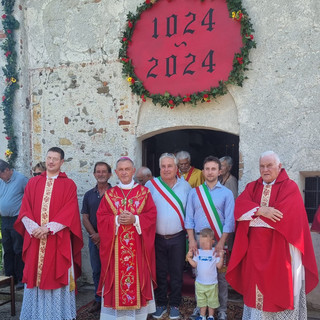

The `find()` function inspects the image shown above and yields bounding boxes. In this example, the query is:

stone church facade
[0,0,319,309]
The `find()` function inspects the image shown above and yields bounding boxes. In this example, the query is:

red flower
[7,29,11,34]
[238,13,243,21]
[5,136,11,140]
[2,14,6,19]
[5,78,10,82]
[122,37,128,42]
[128,21,133,28]
[183,95,191,102]
[203,94,209,99]
[131,78,135,84]
[146,0,151,3]
[2,96,6,101]
[121,58,129,63]
[237,57,244,64]
[5,51,11,57]
[246,34,254,40]
[168,100,175,106]
[141,94,146,102]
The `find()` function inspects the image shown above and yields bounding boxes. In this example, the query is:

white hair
[259,151,281,165]
[159,153,178,167]
[176,151,191,162]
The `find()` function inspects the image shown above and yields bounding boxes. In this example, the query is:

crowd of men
[0,147,318,320]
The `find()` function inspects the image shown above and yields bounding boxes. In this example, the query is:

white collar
[118,179,135,189]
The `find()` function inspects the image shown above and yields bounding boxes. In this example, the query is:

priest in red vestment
[311,206,320,233]
[226,151,318,320]
[97,157,157,320]
[14,147,83,320]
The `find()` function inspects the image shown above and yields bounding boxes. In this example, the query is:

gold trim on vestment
[36,178,54,286]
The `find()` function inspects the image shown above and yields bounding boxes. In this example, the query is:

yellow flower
[11,77,16,83]
[127,77,133,83]
[5,149,13,157]
[232,12,236,18]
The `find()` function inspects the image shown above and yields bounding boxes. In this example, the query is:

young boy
[186,228,224,320]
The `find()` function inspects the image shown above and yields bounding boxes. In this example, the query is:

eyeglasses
[33,172,41,176]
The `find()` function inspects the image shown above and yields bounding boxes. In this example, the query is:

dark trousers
[154,231,186,307]
[1,216,24,283]
[88,237,101,302]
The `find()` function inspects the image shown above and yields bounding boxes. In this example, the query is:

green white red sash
[196,183,223,241]
[150,177,185,228]
[177,166,194,182]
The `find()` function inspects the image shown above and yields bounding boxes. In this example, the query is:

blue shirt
[81,184,111,232]
[0,170,28,217]
[185,181,235,233]
[145,177,191,235]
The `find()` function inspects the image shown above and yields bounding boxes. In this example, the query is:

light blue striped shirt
[185,181,235,233]
[145,177,191,235]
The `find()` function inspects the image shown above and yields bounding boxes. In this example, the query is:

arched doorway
[142,129,239,177]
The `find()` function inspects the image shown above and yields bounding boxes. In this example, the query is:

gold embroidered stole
[36,178,54,286]
[255,184,272,310]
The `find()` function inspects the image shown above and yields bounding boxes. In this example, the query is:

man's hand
[119,210,135,225]
[257,206,283,222]
[188,238,198,255]
[90,232,100,247]
[32,226,49,239]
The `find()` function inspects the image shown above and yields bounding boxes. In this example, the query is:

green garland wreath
[119,0,256,108]
[1,0,19,165]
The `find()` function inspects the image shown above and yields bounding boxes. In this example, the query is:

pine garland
[119,0,256,108]
[1,0,19,165]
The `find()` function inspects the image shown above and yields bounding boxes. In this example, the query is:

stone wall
[0,0,319,306]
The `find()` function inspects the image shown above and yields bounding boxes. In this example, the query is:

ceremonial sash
[196,183,223,241]
[177,167,194,182]
[150,177,185,228]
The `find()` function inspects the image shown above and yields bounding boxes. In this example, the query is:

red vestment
[226,169,318,312]
[311,206,320,233]
[14,172,83,290]
[97,184,157,309]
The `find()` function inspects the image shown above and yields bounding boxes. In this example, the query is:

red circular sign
[127,0,243,97]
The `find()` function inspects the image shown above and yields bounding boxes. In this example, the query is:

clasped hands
[32,226,49,239]
[118,210,135,225]
[257,206,283,222]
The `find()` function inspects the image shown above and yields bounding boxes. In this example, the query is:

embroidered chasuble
[97,184,157,310]
[14,172,83,290]
[226,169,318,313]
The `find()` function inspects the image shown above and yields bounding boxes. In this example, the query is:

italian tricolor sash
[150,177,185,228]
[196,183,223,241]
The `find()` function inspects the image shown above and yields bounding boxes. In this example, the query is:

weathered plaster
[0,0,319,306]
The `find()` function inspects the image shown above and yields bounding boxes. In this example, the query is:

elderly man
[146,153,191,319]
[0,159,28,289]
[176,151,204,188]
[81,161,112,313]
[226,151,318,320]
[97,157,157,320]
[14,147,83,320]
[186,156,234,320]
[219,156,238,199]
[135,166,153,185]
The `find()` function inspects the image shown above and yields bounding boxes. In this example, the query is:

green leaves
[1,1,19,165]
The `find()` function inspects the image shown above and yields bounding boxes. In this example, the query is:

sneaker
[196,316,207,320]
[152,305,167,319]
[190,307,200,319]
[169,306,180,319]
[207,316,214,320]
[217,311,227,320]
